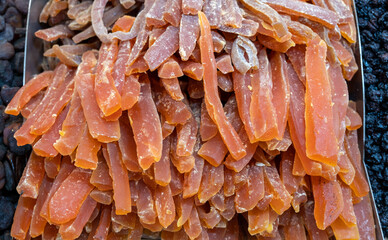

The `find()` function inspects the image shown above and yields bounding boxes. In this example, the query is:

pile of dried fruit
[7,0,377,239]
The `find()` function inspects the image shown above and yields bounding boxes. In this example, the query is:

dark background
[0,0,386,238]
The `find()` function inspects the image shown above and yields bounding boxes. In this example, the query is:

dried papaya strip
[183,206,202,239]
[29,176,53,238]
[239,0,289,39]
[53,91,86,156]
[59,196,97,240]
[93,205,112,240]
[183,142,205,198]
[179,14,200,61]
[14,64,70,146]
[5,71,53,116]
[331,217,360,240]
[40,157,75,222]
[311,177,344,230]
[163,0,182,27]
[301,201,329,240]
[127,29,149,67]
[232,70,255,142]
[353,196,376,239]
[197,206,221,228]
[279,148,302,195]
[74,126,101,170]
[264,164,292,215]
[258,34,295,53]
[10,196,36,240]
[30,72,75,136]
[44,155,61,179]
[90,155,113,191]
[217,72,233,92]
[286,45,306,85]
[235,165,265,213]
[137,180,157,224]
[248,207,270,235]
[250,49,278,141]
[270,52,290,140]
[105,143,131,215]
[261,0,339,29]
[161,78,184,101]
[118,116,141,172]
[20,92,44,118]
[155,185,176,228]
[128,75,163,170]
[287,60,323,176]
[112,15,136,33]
[220,19,259,38]
[49,167,94,224]
[154,137,172,186]
[90,189,113,205]
[182,0,203,15]
[198,133,228,167]
[328,61,349,148]
[33,104,70,158]
[121,74,141,110]
[344,130,369,197]
[198,162,224,203]
[146,0,167,27]
[199,11,246,160]
[284,18,318,45]
[284,211,307,240]
[181,61,204,81]
[346,104,362,130]
[225,128,259,172]
[76,73,120,143]
[203,0,221,28]
[16,152,45,199]
[158,59,183,80]
[154,81,191,125]
[170,135,195,173]
[305,38,338,165]
[144,26,179,71]
[176,115,198,157]
[113,40,133,95]
[95,39,122,116]
[220,0,243,28]
[339,182,357,226]
[216,55,234,74]
[35,24,74,41]
[331,40,353,66]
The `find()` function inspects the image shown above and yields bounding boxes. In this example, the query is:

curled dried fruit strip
[199,11,246,160]
[231,36,259,74]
